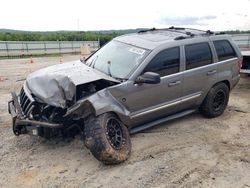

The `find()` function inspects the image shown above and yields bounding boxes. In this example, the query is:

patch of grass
[0,52,79,60]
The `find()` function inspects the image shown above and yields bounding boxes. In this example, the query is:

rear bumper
[8,92,63,136]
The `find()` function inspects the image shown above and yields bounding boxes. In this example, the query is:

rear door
[213,39,239,85]
[179,41,217,111]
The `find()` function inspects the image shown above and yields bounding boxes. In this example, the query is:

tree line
[0,29,249,43]
[0,31,120,46]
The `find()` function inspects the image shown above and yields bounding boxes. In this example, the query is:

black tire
[12,117,20,136]
[200,82,229,118]
[84,113,131,164]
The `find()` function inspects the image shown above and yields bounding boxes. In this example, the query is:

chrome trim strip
[131,100,181,119]
[130,92,201,119]
[182,93,201,102]
[26,105,35,117]
[23,82,35,102]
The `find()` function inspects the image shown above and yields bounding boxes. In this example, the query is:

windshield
[85,40,149,79]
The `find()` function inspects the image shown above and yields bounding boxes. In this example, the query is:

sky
[1,0,250,31]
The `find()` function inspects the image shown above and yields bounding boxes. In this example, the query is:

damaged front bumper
[8,92,63,136]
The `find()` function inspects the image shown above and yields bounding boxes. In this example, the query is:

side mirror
[135,72,161,84]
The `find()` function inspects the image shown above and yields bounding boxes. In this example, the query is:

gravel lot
[0,55,250,188]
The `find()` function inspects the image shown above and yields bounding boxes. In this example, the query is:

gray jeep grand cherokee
[8,27,242,164]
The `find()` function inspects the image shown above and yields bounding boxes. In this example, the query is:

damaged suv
[8,27,242,164]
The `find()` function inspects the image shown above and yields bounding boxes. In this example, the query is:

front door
[116,47,183,127]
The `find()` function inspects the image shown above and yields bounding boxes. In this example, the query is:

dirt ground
[0,55,250,188]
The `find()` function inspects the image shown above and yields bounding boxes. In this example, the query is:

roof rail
[215,31,226,35]
[168,26,185,30]
[169,26,209,34]
[138,28,156,33]
[137,27,226,40]
[174,35,193,40]
[206,30,214,34]
[169,27,225,36]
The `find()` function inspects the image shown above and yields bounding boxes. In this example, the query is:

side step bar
[129,109,196,134]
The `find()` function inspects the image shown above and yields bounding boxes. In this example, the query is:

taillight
[238,57,243,72]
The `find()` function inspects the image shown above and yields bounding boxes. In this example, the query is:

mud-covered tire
[12,117,20,136]
[200,82,229,118]
[84,113,131,164]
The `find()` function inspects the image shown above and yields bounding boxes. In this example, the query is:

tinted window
[144,47,180,77]
[185,42,212,70]
[213,40,237,61]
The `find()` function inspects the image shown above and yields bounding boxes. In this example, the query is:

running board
[129,109,196,134]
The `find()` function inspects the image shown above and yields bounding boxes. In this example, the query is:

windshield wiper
[89,55,98,68]
[107,61,112,77]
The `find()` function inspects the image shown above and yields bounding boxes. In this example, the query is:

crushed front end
[8,83,68,138]
[8,61,120,138]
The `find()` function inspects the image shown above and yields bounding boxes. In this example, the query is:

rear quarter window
[213,40,237,61]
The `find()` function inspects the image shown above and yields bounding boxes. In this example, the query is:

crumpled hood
[26,60,118,108]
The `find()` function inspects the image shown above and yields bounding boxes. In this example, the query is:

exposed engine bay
[31,79,118,124]
[76,79,117,101]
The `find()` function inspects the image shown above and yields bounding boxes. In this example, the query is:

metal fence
[0,34,249,58]
[0,41,99,58]
[231,34,250,49]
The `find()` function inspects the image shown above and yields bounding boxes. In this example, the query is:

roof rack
[174,36,193,40]
[167,26,216,36]
[138,28,156,33]
[168,26,208,33]
[138,26,226,40]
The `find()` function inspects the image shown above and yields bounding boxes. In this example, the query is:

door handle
[168,80,181,87]
[207,70,217,75]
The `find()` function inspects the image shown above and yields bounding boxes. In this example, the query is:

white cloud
[158,15,217,26]
[0,0,249,31]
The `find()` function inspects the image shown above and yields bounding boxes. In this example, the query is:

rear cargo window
[213,40,237,61]
[185,42,212,70]
[144,47,180,77]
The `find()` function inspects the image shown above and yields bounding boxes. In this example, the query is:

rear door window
[144,47,180,77]
[213,40,237,61]
[185,42,212,70]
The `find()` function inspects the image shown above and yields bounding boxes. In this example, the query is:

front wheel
[84,113,131,164]
[200,82,229,118]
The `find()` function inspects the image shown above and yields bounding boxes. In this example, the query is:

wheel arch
[65,100,96,119]
[221,80,230,90]
[66,91,130,125]
[200,79,230,118]
[87,90,131,125]
[200,80,230,107]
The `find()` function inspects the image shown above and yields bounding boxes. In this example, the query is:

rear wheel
[84,113,131,164]
[200,82,229,118]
